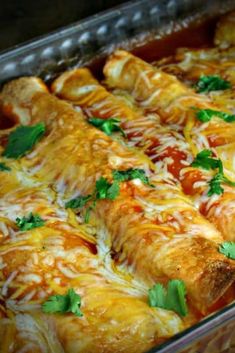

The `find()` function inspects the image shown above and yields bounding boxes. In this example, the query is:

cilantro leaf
[148,283,166,308]
[195,75,231,93]
[112,168,152,186]
[95,177,110,199]
[106,181,120,200]
[208,172,224,196]
[16,212,45,231]
[65,195,92,209]
[166,279,188,317]
[191,149,219,170]
[148,279,188,317]
[195,108,235,123]
[42,288,83,317]
[208,170,235,196]
[191,150,235,196]
[64,177,120,223]
[0,162,11,171]
[219,242,235,260]
[95,177,120,201]
[89,117,125,136]
[3,123,46,159]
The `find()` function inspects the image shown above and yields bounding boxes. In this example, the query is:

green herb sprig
[89,117,125,137]
[3,123,46,159]
[65,176,120,222]
[112,168,153,186]
[42,289,83,317]
[191,149,235,196]
[195,75,231,93]
[0,162,11,171]
[16,212,45,231]
[219,241,235,260]
[148,279,188,317]
[65,169,151,222]
[195,108,235,123]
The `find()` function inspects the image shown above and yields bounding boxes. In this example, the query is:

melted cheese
[0,17,235,349]
[0,159,184,352]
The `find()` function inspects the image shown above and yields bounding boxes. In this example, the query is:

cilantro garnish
[65,195,92,209]
[195,75,231,93]
[207,172,224,196]
[219,242,235,260]
[65,176,120,222]
[208,170,235,196]
[148,279,188,317]
[195,108,235,123]
[65,169,152,222]
[3,123,46,159]
[16,212,45,231]
[191,150,235,196]
[0,162,11,171]
[112,168,152,186]
[88,117,125,136]
[191,149,219,170]
[95,177,120,200]
[42,288,83,317]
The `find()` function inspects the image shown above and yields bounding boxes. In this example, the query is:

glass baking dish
[0,0,235,352]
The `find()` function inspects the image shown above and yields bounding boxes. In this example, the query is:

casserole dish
[0,1,235,353]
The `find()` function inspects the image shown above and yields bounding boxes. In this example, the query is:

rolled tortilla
[1,77,235,313]
[0,160,183,353]
[51,67,235,243]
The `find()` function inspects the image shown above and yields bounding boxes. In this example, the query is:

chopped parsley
[191,150,235,196]
[195,108,235,123]
[3,123,46,159]
[0,162,11,171]
[16,212,45,231]
[112,168,153,186]
[88,117,125,136]
[195,75,231,93]
[148,279,188,317]
[219,242,235,260]
[42,288,83,317]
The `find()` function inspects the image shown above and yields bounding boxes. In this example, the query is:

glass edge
[0,0,234,351]
[0,0,145,58]
[0,0,233,59]
[147,302,235,353]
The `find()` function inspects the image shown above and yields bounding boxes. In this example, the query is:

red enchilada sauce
[89,16,219,78]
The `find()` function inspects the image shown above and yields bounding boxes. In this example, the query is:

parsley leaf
[95,177,120,201]
[42,288,83,317]
[195,75,231,93]
[195,108,235,123]
[112,168,152,186]
[89,117,125,136]
[191,149,219,170]
[0,162,11,171]
[219,242,235,260]
[149,279,188,317]
[3,123,46,159]
[16,212,45,231]
[65,195,92,209]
